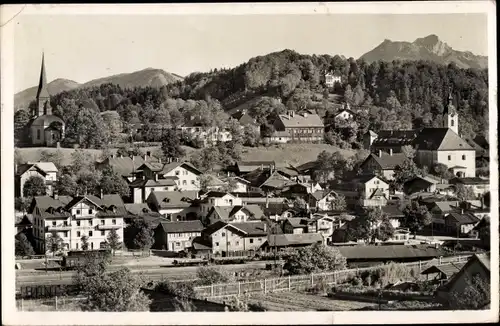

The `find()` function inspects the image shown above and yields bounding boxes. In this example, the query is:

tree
[284,243,346,275]
[292,197,308,214]
[101,110,123,144]
[242,125,260,147]
[15,233,35,257]
[131,219,154,254]
[432,163,454,181]
[455,184,476,201]
[196,266,233,285]
[226,118,243,145]
[100,168,130,198]
[329,194,347,211]
[345,207,391,243]
[45,232,64,256]
[23,176,47,197]
[39,149,65,170]
[401,145,416,160]
[70,148,95,175]
[14,109,31,146]
[448,274,490,310]
[161,128,185,162]
[400,201,432,238]
[55,174,78,196]
[75,257,150,311]
[65,106,109,148]
[81,236,89,251]
[15,197,29,213]
[106,229,122,256]
[392,158,422,191]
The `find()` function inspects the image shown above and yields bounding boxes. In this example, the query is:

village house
[124,203,167,228]
[203,204,264,226]
[333,105,355,123]
[324,71,342,88]
[29,54,65,147]
[153,220,204,252]
[436,253,490,307]
[444,211,481,236]
[306,190,344,211]
[338,175,389,207]
[198,191,243,216]
[235,193,288,207]
[449,177,489,198]
[403,175,439,196]
[15,162,58,198]
[359,150,408,181]
[96,153,160,182]
[224,176,251,193]
[307,214,337,244]
[267,110,324,143]
[200,221,268,255]
[128,175,178,204]
[262,233,324,252]
[230,160,276,176]
[29,193,126,253]
[283,217,310,235]
[180,119,232,145]
[231,109,260,135]
[146,190,199,221]
[365,129,419,153]
[136,161,203,192]
[262,202,297,222]
[281,182,323,200]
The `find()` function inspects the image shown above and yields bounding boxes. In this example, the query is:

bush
[284,243,346,275]
[154,280,196,299]
[195,266,233,285]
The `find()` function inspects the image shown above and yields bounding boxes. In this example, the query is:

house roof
[159,220,204,234]
[138,162,164,172]
[29,162,58,173]
[445,212,480,225]
[129,178,178,188]
[262,202,295,216]
[98,155,159,177]
[191,236,213,250]
[371,130,419,147]
[148,190,199,208]
[232,111,258,126]
[381,205,404,218]
[421,263,466,277]
[160,161,202,175]
[260,171,295,190]
[449,177,489,185]
[277,111,324,128]
[16,164,47,176]
[267,233,324,247]
[337,244,445,260]
[334,108,356,118]
[413,128,474,151]
[236,161,276,173]
[438,253,491,293]
[285,217,309,228]
[431,201,459,213]
[294,160,317,173]
[230,222,267,236]
[363,152,408,170]
[124,203,160,216]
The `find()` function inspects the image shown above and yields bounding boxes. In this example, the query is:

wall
[163,166,200,191]
[362,178,389,200]
[166,231,201,251]
[436,150,476,177]
[210,227,245,253]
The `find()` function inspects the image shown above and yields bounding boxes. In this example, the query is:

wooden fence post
[55,296,58,311]
[311,273,314,286]
[419,260,422,272]
[333,272,337,285]
[264,279,267,294]
[288,275,291,291]
[238,282,241,296]
[439,256,442,265]
[211,284,214,297]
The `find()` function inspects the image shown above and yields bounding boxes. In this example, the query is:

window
[215,242,219,246]
[448,155,451,161]
[175,171,180,176]
[112,219,116,225]
[36,129,41,139]
[227,242,231,246]
[101,231,105,236]
[89,231,93,237]
[77,221,81,226]
[101,220,105,225]
[76,209,81,215]
[89,220,93,226]
[191,180,195,185]
[462,155,466,160]
[52,221,56,226]
[91,242,94,249]
[258,238,262,242]
[64,231,68,237]
[250,239,254,243]
[221,232,225,237]
[236,241,239,245]
[76,243,79,249]
[176,242,181,246]
[182,180,187,185]
[63,221,68,226]
[89,209,93,214]
[451,120,455,126]
[77,231,81,237]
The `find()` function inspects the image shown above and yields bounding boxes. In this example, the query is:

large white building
[29,194,126,254]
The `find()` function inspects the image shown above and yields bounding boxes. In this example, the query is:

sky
[14,13,488,93]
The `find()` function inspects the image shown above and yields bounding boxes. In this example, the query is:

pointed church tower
[443,91,458,134]
[35,53,51,117]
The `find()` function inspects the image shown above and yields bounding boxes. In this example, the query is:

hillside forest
[14,49,489,151]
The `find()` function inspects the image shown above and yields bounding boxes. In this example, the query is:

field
[16,143,355,167]
[247,292,375,311]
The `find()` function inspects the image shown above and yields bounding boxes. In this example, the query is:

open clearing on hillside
[247,292,374,311]
[16,144,355,167]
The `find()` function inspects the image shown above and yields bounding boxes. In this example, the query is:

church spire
[36,52,50,100]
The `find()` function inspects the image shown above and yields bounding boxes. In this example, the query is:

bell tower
[35,52,51,117]
[443,92,458,134]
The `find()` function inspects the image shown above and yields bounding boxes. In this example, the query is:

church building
[29,53,65,147]
[364,93,476,178]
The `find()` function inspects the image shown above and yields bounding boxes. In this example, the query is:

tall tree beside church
[64,107,109,149]
[14,109,31,146]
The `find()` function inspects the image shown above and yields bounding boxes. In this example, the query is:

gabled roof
[260,171,294,190]
[160,161,202,175]
[16,163,47,176]
[232,111,258,126]
[438,253,491,293]
[381,205,404,218]
[137,162,164,172]
[277,111,324,128]
[445,212,480,225]
[267,233,324,247]
[353,174,387,185]
[159,220,204,234]
[230,222,267,236]
[413,128,474,151]
[262,202,295,216]
[362,152,408,170]
[64,196,103,211]
[371,129,419,147]
[285,217,310,228]
[431,201,460,213]
[148,191,199,208]
[98,155,159,177]
[29,162,58,173]
[124,203,160,216]
[334,108,356,118]
[421,263,466,277]
[129,178,178,188]
[203,191,235,199]
[236,161,276,174]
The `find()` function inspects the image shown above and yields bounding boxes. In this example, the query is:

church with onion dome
[29,53,65,147]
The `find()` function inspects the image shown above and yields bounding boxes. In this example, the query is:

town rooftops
[363,152,408,170]
[231,111,258,126]
[260,171,295,190]
[202,220,268,237]
[137,162,164,172]
[159,161,202,175]
[371,130,419,147]
[148,190,199,208]
[445,212,480,225]
[277,110,324,128]
[381,205,404,218]
[129,178,178,188]
[26,162,58,173]
[159,220,204,234]
[337,244,445,261]
[124,203,160,216]
[267,233,324,247]
[16,162,58,176]
[97,155,159,177]
[413,128,474,151]
[285,217,309,228]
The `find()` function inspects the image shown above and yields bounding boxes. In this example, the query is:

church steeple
[35,52,51,117]
[443,90,458,134]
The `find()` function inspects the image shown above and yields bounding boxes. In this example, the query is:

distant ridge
[359,34,487,69]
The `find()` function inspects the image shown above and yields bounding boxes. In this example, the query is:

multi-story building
[200,221,268,254]
[267,110,324,143]
[96,153,159,182]
[146,190,200,221]
[29,194,125,254]
[359,150,408,181]
[324,71,342,88]
[180,119,232,145]
[198,191,243,216]
[153,220,204,252]
[15,162,58,197]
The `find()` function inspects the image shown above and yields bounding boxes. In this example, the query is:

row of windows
[174,170,189,176]
[448,154,467,161]
[47,219,117,227]
[214,238,262,246]
[76,230,109,237]
[289,128,323,134]
[169,232,199,238]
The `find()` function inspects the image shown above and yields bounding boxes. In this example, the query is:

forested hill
[17,49,489,146]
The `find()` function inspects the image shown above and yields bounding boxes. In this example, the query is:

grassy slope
[16,144,354,167]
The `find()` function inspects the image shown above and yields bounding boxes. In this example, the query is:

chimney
[389,148,393,156]
[53,190,59,200]
[154,174,158,182]
[378,150,382,157]
[119,154,123,158]
[147,151,151,156]
[461,209,464,214]
[266,194,269,209]
[100,188,104,199]
[144,154,147,161]
[111,153,116,159]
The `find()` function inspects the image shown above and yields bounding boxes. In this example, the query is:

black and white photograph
[1,2,497,325]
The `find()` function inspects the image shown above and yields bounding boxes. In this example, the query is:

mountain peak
[414,34,440,45]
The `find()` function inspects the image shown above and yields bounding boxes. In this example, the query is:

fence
[16,296,86,311]
[193,254,471,300]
